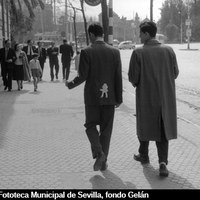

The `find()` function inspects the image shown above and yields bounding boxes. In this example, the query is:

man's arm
[66,50,89,89]
[128,50,140,87]
[115,50,123,105]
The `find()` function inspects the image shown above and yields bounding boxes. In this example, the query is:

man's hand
[65,81,69,88]
[115,103,121,108]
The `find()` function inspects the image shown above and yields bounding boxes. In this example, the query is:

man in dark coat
[0,39,16,91]
[59,39,74,80]
[47,42,59,81]
[66,23,123,171]
[36,41,47,80]
[128,21,179,177]
[22,40,37,63]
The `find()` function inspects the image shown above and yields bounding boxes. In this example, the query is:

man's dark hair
[27,40,32,44]
[5,39,10,44]
[88,23,104,37]
[63,39,67,43]
[140,21,157,38]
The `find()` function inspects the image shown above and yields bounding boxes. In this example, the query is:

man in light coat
[128,21,179,177]
[66,23,123,171]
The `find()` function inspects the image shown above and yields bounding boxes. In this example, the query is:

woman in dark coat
[13,44,31,90]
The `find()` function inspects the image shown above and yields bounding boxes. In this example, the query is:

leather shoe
[4,86,7,90]
[100,161,108,171]
[134,153,150,164]
[93,153,106,171]
[159,163,169,177]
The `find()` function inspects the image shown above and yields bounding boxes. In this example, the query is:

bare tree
[150,0,153,21]
[79,0,89,45]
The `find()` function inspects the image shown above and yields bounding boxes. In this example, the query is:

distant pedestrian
[36,41,47,80]
[128,21,179,177]
[13,44,31,90]
[29,54,42,92]
[59,39,74,80]
[66,23,123,171]
[47,42,59,81]
[22,40,37,63]
[0,39,16,92]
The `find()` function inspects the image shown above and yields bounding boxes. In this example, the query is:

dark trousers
[138,119,169,164]
[62,61,71,80]
[3,66,13,90]
[84,105,115,160]
[39,59,45,78]
[49,59,59,80]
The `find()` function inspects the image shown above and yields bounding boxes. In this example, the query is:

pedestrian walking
[66,23,123,171]
[22,40,37,63]
[0,39,16,92]
[29,54,42,92]
[47,42,59,81]
[36,41,47,81]
[13,43,31,90]
[59,39,74,80]
[128,21,179,177]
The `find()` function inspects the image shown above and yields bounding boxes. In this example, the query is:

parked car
[118,40,135,50]
[113,39,120,48]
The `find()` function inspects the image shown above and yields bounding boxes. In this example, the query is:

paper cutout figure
[100,83,108,98]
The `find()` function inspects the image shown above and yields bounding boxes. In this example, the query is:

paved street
[0,45,200,189]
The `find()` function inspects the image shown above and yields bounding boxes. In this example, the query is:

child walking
[29,54,42,92]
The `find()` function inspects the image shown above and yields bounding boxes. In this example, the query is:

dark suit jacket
[36,47,46,64]
[0,47,16,70]
[60,44,74,63]
[68,41,123,106]
[47,46,59,62]
[22,45,37,62]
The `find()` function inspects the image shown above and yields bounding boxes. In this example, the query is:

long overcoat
[128,39,179,141]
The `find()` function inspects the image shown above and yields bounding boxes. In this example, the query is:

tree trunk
[101,0,109,43]
[150,0,153,21]
[80,0,89,45]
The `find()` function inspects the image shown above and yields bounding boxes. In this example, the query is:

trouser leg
[62,63,66,79]
[55,59,59,78]
[138,139,149,159]
[99,105,115,159]
[65,62,70,80]
[7,67,13,90]
[156,119,169,165]
[84,106,102,159]
[49,62,54,80]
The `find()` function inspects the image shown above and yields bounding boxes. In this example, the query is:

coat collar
[144,39,161,46]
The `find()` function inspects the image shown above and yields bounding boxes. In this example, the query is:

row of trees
[158,0,200,42]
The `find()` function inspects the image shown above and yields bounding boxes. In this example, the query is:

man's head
[37,41,42,47]
[51,41,55,47]
[5,39,11,48]
[88,23,104,43]
[63,39,67,44]
[139,21,157,44]
[27,40,33,46]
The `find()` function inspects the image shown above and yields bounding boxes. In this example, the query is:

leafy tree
[9,0,45,42]
[159,0,187,42]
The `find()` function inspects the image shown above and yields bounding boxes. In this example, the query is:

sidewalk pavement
[0,62,200,189]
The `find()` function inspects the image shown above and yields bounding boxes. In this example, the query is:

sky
[83,0,166,22]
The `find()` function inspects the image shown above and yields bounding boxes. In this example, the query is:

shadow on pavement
[142,164,195,189]
[89,170,136,189]
[0,86,29,147]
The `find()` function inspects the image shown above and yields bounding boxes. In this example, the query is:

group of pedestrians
[66,22,179,177]
[0,21,179,178]
[0,38,75,92]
